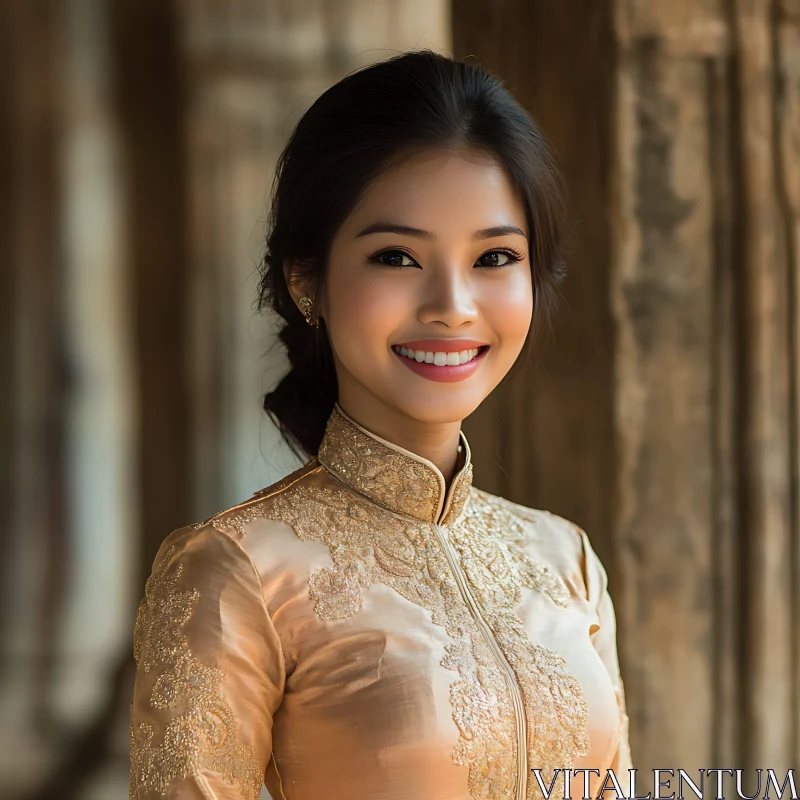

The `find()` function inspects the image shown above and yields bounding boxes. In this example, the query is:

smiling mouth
[391,344,490,366]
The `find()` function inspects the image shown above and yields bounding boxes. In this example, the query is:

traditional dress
[129,402,632,800]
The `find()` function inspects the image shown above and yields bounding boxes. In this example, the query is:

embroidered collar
[316,402,473,526]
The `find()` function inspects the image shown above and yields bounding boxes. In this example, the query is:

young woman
[129,50,632,800]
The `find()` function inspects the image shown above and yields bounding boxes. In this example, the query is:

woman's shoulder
[196,459,319,528]
[150,460,321,567]
[465,486,598,606]
[468,485,587,553]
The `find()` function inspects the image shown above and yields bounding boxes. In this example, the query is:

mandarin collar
[316,403,473,526]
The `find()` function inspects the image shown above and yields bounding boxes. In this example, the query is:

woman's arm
[579,528,633,794]
[129,525,285,799]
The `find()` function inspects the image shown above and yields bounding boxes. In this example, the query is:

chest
[262,487,620,799]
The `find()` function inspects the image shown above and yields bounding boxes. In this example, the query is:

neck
[336,397,463,487]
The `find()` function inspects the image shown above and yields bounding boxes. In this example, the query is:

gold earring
[298,296,319,328]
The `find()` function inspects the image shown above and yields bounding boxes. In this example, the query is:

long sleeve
[129,524,285,800]
[579,528,633,794]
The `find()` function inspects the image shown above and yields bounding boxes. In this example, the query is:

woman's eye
[476,250,520,268]
[370,250,417,268]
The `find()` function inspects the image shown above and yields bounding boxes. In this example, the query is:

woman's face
[305,148,533,426]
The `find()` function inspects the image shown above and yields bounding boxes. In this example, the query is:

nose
[416,267,479,328]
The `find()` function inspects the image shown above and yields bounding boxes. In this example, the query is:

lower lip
[391,346,490,383]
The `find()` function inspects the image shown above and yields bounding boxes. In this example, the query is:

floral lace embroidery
[469,490,572,608]
[210,482,519,798]
[129,545,263,800]
[208,477,589,800]
[317,403,473,523]
[318,406,443,521]
[451,489,590,798]
[193,401,589,800]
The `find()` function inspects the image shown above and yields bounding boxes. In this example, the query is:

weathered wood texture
[0,1,71,793]
[455,0,800,774]
[0,0,68,707]
[0,0,19,672]
[732,0,797,770]
[110,0,192,581]
[779,0,800,758]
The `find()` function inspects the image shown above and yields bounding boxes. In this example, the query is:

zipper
[432,522,528,800]
[318,462,528,797]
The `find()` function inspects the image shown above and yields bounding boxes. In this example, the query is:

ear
[283,258,313,305]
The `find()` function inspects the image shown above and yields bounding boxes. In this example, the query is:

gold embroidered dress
[129,403,632,800]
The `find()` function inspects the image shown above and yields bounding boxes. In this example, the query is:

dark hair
[258,49,567,460]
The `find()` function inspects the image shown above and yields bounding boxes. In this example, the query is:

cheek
[482,270,534,346]
[326,268,409,352]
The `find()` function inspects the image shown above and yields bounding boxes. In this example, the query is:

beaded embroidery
[452,490,590,796]
[208,487,588,798]
[317,403,473,523]
[184,404,590,800]
[464,490,572,609]
[211,481,519,797]
[129,545,263,800]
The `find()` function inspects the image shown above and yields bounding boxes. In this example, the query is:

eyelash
[367,247,525,270]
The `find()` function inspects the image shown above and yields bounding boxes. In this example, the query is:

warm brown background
[1,1,798,798]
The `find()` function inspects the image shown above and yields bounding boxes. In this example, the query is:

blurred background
[1,1,799,797]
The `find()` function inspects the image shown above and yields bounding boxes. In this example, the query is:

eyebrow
[354,222,528,241]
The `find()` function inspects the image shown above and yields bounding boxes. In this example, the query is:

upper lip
[393,339,489,352]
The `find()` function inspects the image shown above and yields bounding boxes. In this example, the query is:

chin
[389,390,485,426]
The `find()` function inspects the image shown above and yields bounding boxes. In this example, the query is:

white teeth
[394,346,482,366]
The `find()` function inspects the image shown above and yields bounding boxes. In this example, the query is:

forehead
[343,148,527,237]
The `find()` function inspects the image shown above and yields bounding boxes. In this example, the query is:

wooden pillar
[19,4,193,795]
[0,0,70,793]
[110,0,192,578]
[732,0,799,769]
[611,8,723,768]
[0,0,18,673]
[778,0,800,759]
[454,0,800,775]
[0,0,67,726]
